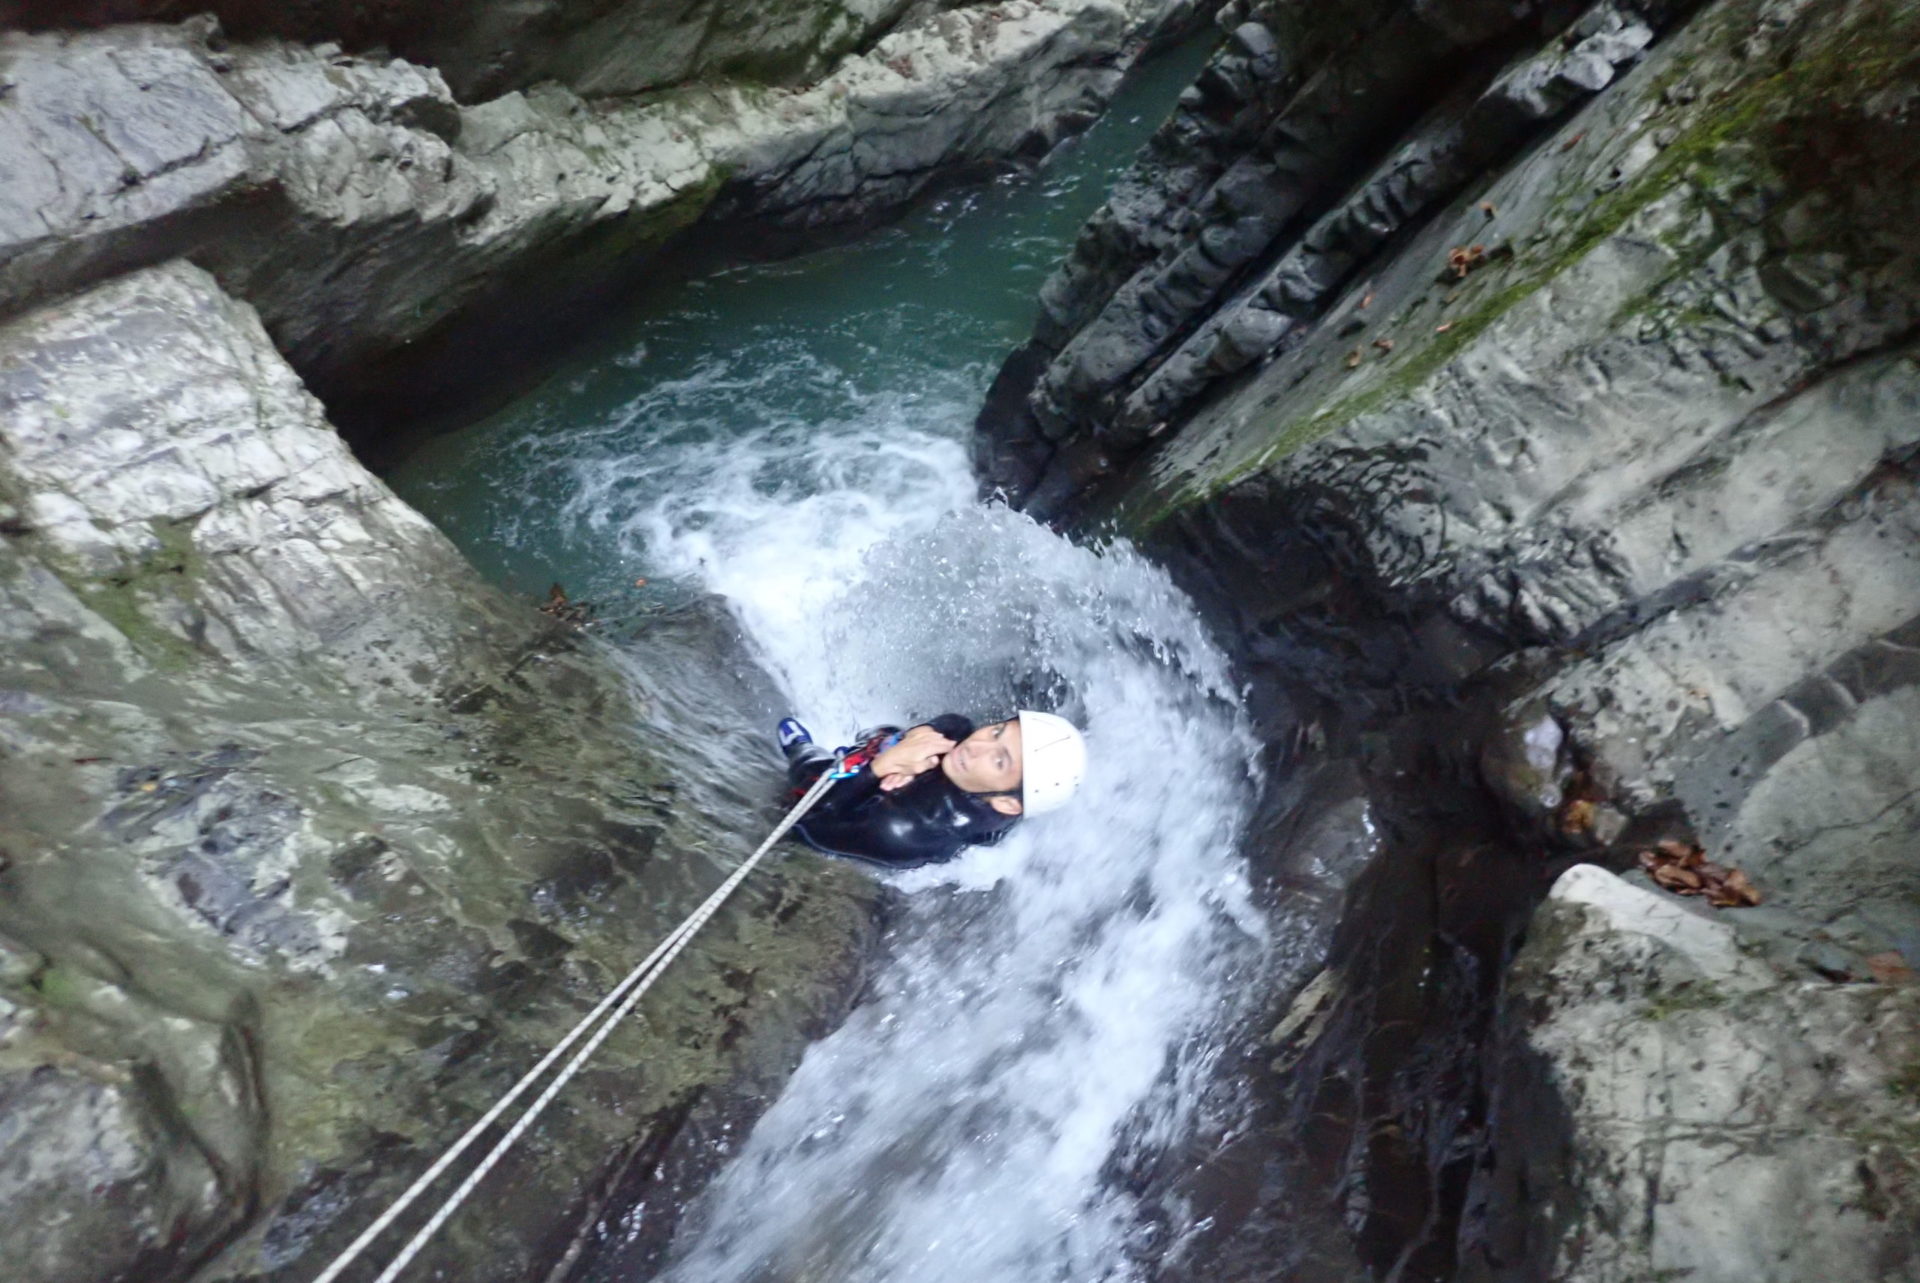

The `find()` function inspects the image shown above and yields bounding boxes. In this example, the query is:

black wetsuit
[785,713,1018,869]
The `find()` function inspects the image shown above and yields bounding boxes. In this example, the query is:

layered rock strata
[8,0,927,104]
[978,0,1920,1275]
[0,261,880,1283]
[0,0,1196,437]
[978,0,1715,511]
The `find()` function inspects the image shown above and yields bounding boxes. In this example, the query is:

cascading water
[387,39,1274,1281]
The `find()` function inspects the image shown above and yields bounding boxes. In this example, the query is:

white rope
[313,761,842,1283]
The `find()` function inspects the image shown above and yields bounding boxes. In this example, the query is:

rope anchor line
[312,759,841,1283]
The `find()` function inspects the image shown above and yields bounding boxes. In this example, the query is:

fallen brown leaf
[1435,321,1455,333]
[1561,130,1587,153]
[1706,875,1761,907]
[1560,798,1596,834]
[1372,337,1395,353]
[1640,840,1760,908]
[1653,864,1703,891]
[1360,291,1376,309]
[1446,244,1489,279]
[1345,347,1363,369]
[539,582,594,627]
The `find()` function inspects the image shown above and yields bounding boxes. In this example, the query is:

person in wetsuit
[777,710,1087,870]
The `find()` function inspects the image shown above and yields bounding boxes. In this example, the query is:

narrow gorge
[1,0,1916,1281]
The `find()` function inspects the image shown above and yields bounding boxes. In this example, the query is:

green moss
[603,163,729,262]
[30,962,88,1011]
[1120,0,1920,534]
[61,517,207,671]
[1642,979,1726,1021]
[1887,1057,1920,1100]
[709,0,866,88]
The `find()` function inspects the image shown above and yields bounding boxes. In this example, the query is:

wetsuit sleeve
[792,719,978,867]
[794,774,961,867]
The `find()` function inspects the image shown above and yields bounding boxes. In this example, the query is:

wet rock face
[976,0,1920,1275]
[1473,866,1920,1283]
[976,0,1697,509]
[9,0,924,103]
[0,262,485,684]
[0,263,883,1283]
[0,0,1197,442]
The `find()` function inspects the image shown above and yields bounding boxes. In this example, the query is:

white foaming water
[544,345,1266,1283]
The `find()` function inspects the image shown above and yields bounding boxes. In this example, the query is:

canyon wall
[4,0,932,103]
[0,260,885,1282]
[0,0,1199,439]
[978,0,1920,1275]
[0,5,1216,1279]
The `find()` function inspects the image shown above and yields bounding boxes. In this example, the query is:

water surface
[389,40,1278,1283]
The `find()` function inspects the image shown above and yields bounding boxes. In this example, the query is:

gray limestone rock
[0,0,1192,440]
[994,0,1681,499]
[11,0,921,104]
[978,0,1920,1273]
[1470,865,1920,1282]
[0,262,882,1283]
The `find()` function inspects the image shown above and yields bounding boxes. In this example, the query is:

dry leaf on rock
[538,583,594,627]
[1560,798,1596,834]
[1447,244,1489,279]
[1639,840,1761,907]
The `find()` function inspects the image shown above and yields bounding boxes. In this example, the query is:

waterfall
[522,340,1264,1281]
[385,43,1265,1277]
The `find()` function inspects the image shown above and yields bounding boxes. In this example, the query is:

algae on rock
[0,262,881,1283]
[971,0,1920,1276]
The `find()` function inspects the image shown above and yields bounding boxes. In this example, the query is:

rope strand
[313,760,841,1283]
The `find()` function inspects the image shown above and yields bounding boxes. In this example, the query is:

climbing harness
[310,757,844,1283]
[824,729,900,781]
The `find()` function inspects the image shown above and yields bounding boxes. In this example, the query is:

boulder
[1469,865,1920,1282]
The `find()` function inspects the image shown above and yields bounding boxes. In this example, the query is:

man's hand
[870,724,954,791]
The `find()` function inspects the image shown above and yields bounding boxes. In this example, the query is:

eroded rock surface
[10,0,925,103]
[0,262,881,1283]
[1473,865,1920,1283]
[978,0,1920,1275]
[0,0,1196,434]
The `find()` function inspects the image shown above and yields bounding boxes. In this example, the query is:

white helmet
[1017,710,1087,815]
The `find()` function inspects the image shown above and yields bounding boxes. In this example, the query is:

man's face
[941,718,1023,798]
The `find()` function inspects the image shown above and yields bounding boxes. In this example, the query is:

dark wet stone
[507,918,574,961]
[1781,671,1859,736]
[1830,630,1920,701]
